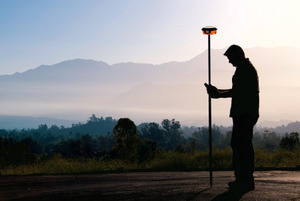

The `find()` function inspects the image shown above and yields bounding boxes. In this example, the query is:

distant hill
[269,121,300,135]
[0,115,74,130]
[0,47,300,127]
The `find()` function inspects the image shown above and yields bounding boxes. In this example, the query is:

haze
[0,47,299,127]
[0,1,300,127]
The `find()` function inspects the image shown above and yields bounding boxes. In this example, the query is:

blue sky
[1,0,299,75]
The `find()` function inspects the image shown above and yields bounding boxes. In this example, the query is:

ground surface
[0,171,299,201]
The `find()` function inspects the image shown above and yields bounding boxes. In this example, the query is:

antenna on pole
[202,26,217,188]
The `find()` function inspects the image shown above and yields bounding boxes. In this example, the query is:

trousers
[231,114,258,183]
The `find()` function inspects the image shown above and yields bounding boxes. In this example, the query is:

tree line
[0,115,299,167]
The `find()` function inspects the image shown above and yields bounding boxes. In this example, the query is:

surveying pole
[202,26,217,188]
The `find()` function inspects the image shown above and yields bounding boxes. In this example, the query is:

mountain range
[0,46,299,128]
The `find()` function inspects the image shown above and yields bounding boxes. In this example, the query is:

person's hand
[204,83,220,98]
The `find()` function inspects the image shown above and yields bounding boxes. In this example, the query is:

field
[1,149,299,176]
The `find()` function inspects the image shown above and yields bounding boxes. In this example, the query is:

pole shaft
[208,35,211,85]
[208,35,213,188]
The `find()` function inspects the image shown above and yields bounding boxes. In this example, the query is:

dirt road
[0,171,299,201]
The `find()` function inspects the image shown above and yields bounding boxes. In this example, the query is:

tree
[189,141,196,155]
[21,137,43,155]
[192,127,209,150]
[89,114,98,123]
[37,124,48,135]
[263,131,280,151]
[280,132,300,150]
[98,134,114,152]
[68,139,83,157]
[113,118,140,161]
[140,122,165,148]
[161,119,183,151]
[137,139,157,163]
[81,134,93,157]
[0,138,37,167]
[191,125,226,150]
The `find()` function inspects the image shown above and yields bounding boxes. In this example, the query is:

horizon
[0,46,300,129]
[0,113,299,130]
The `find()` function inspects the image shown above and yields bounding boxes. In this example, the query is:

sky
[0,0,300,75]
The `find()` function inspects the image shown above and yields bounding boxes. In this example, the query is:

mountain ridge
[0,46,299,126]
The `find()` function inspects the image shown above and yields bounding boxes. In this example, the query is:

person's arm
[204,83,233,98]
[218,89,233,98]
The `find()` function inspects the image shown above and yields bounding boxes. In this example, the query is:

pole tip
[202,26,217,35]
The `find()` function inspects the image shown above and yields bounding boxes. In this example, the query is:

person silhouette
[205,45,259,193]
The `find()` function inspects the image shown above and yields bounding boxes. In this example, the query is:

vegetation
[0,115,299,175]
[113,118,140,162]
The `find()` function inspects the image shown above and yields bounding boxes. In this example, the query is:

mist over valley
[1,47,299,129]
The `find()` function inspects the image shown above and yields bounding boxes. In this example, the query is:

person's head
[224,45,245,67]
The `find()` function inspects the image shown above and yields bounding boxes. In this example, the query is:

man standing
[205,45,259,193]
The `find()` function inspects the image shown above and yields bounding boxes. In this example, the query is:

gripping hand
[204,83,220,98]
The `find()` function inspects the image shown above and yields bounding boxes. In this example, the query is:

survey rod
[202,26,217,188]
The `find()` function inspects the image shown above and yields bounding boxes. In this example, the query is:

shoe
[229,181,255,194]
[228,180,237,187]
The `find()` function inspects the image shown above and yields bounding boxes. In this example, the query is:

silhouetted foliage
[21,137,43,155]
[97,134,114,152]
[137,139,157,163]
[0,137,38,167]
[175,145,185,153]
[161,119,184,151]
[113,118,140,161]
[70,115,117,136]
[191,125,227,150]
[280,132,300,150]
[140,122,165,148]
[1,115,300,169]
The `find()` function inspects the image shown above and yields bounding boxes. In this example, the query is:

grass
[255,149,300,168]
[1,149,299,176]
[0,154,137,175]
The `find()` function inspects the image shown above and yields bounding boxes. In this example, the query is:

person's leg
[230,115,257,191]
[238,115,257,183]
[231,117,240,182]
